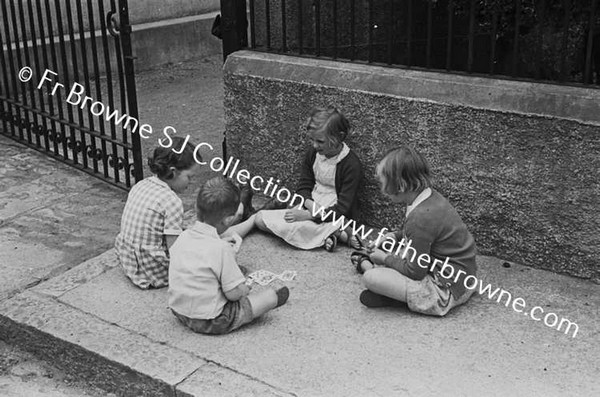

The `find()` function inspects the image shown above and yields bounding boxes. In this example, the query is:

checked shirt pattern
[115,176,183,288]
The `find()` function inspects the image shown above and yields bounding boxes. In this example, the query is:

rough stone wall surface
[224,65,599,283]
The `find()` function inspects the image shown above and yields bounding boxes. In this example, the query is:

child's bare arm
[224,281,251,301]
[219,231,242,252]
[303,198,316,210]
[304,198,326,211]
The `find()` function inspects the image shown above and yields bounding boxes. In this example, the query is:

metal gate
[0,0,142,189]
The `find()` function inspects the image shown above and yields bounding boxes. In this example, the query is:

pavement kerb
[0,249,294,397]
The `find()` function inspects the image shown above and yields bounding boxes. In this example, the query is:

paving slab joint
[204,359,298,396]
[174,359,299,397]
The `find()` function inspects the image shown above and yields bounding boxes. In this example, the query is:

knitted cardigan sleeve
[295,148,316,201]
[383,215,436,280]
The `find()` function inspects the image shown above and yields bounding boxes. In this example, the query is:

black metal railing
[233,0,600,87]
[0,0,143,189]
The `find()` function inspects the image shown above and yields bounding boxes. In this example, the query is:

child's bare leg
[337,226,363,249]
[362,267,409,302]
[246,287,289,318]
[227,214,256,238]
[254,211,274,233]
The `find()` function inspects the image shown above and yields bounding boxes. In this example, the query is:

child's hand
[221,232,242,252]
[366,240,377,253]
[284,209,312,223]
[369,231,397,251]
[384,231,397,241]
[244,278,254,290]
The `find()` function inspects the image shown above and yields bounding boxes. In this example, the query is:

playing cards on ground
[248,269,297,286]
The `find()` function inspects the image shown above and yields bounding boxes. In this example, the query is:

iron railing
[230,0,600,87]
[0,0,143,189]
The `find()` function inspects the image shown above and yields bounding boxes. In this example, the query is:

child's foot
[338,230,363,250]
[275,286,290,308]
[359,290,394,308]
[324,232,338,252]
[350,251,374,274]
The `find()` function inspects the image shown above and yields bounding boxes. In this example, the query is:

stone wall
[223,51,600,283]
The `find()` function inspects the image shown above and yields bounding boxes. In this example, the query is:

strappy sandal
[347,233,364,250]
[338,229,363,250]
[324,233,338,252]
[350,251,372,274]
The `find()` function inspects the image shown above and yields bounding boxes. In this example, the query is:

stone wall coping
[224,50,600,127]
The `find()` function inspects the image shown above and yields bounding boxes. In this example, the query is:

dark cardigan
[295,147,363,223]
[383,189,477,298]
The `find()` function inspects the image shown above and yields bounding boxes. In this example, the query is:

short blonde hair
[304,106,350,146]
[376,146,432,195]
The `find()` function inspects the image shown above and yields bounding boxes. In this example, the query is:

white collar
[190,221,220,238]
[316,143,350,164]
[406,188,432,218]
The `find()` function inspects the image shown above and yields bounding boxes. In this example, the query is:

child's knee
[362,269,379,289]
[255,211,270,231]
[254,211,264,227]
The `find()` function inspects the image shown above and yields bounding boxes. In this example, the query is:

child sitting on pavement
[351,146,477,316]
[168,176,289,335]
[254,106,364,251]
[115,137,255,289]
[115,137,200,289]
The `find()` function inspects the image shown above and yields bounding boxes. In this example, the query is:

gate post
[220,0,248,62]
[219,1,247,160]
[118,0,143,184]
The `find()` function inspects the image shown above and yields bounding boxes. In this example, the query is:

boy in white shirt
[168,177,289,334]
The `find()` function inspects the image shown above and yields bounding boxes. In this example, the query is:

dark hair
[376,146,433,195]
[196,177,241,223]
[305,106,350,146]
[148,137,196,180]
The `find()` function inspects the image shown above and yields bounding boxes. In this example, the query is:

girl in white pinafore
[255,106,363,251]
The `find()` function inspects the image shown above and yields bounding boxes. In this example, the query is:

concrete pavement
[0,55,599,397]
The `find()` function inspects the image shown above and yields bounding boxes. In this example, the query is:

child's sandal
[324,233,338,252]
[350,251,372,274]
[338,230,363,250]
[347,234,364,250]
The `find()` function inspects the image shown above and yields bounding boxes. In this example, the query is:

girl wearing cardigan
[352,146,477,315]
[255,106,363,251]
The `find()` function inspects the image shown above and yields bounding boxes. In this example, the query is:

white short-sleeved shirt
[168,221,246,319]
[115,176,183,288]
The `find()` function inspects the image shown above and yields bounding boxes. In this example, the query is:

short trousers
[407,273,474,316]
[171,297,254,335]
